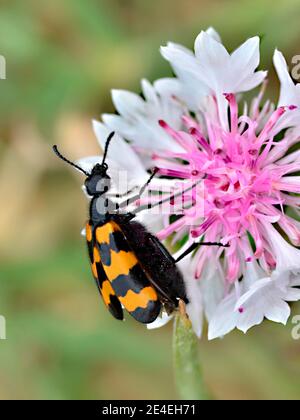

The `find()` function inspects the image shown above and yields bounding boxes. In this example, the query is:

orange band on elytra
[119,287,158,312]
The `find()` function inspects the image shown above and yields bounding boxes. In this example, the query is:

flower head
[154,93,299,273]
[86,28,300,339]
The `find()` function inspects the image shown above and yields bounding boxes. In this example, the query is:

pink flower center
[147,93,300,282]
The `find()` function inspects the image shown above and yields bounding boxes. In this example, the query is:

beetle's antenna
[175,241,229,263]
[52,145,90,176]
[140,168,159,196]
[102,132,115,166]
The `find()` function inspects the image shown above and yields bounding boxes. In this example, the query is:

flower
[273,49,300,129]
[102,78,185,165]
[146,88,300,338]
[84,28,300,339]
[208,257,300,340]
[161,28,267,129]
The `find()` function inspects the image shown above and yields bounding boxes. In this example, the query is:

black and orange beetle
[53,132,225,323]
[53,132,191,324]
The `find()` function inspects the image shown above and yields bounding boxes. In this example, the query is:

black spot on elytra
[87,240,94,263]
[108,295,124,320]
[129,303,161,324]
[111,265,149,297]
[98,230,132,266]
[109,231,131,252]
[98,243,111,266]
[96,262,107,287]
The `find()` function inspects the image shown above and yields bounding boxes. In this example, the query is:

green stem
[173,313,211,400]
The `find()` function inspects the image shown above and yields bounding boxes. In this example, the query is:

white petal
[178,258,203,338]
[147,312,173,330]
[280,108,300,131]
[205,27,221,43]
[227,37,267,93]
[200,263,225,321]
[208,258,298,338]
[243,259,267,290]
[161,39,214,112]
[153,78,182,99]
[263,223,300,273]
[231,37,260,77]
[273,50,300,129]
[102,114,137,138]
[235,271,299,332]
[273,49,298,107]
[235,71,268,93]
[169,66,210,112]
[277,149,300,165]
[163,31,266,128]
[273,50,293,88]
[216,92,230,131]
[208,292,238,340]
[106,81,185,155]
[160,42,196,67]
[92,120,147,182]
[264,299,290,324]
[285,288,300,301]
[92,119,109,150]
[290,274,300,287]
[235,277,271,309]
[236,307,264,334]
[141,79,160,107]
[194,30,229,71]
[112,89,146,119]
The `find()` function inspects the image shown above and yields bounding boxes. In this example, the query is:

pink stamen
[158,168,192,179]
[145,98,300,286]
[182,115,200,130]
[190,127,213,156]
[224,93,238,133]
[257,107,286,145]
[157,217,187,240]
[191,216,218,238]
[159,120,189,149]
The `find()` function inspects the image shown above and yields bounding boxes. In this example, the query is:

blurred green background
[0,0,300,400]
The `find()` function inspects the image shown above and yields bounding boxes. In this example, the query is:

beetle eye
[95,177,111,194]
